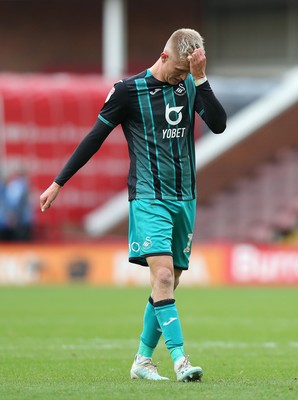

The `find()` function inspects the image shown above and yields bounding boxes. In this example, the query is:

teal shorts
[128,198,196,270]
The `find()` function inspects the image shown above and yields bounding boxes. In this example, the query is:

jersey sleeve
[98,80,129,128]
[54,118,112,186]
[54,81,129,186]
[195,80,227,134]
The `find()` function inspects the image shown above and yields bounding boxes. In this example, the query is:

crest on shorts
[142,236,153,251]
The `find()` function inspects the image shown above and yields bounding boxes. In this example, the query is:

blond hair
[165,28,205,60]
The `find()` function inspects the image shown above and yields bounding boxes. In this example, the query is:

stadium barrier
[0,242,298,286]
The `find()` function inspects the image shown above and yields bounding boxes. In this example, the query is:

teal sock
[154,299,185,363]
[138,296,162,358]
[170,346,185,363]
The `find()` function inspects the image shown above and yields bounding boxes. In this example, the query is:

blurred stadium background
[1,0,298,286]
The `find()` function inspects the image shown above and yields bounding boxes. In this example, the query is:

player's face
[161,52,190,85]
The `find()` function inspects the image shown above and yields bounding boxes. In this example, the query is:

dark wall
[0,0,103,73]
[0,0,204,74]
[0,0,296,76]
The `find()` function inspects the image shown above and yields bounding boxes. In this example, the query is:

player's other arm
[40,80,128,212]
[40,119,112,212]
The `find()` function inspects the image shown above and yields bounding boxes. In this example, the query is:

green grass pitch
[0,285,297,399]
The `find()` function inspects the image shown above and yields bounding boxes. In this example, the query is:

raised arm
[195,80,227,134]
[188,48,227,134]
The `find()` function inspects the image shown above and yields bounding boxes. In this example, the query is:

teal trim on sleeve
[98,114,116,128]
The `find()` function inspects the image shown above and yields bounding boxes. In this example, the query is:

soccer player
[40,28,227,382]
